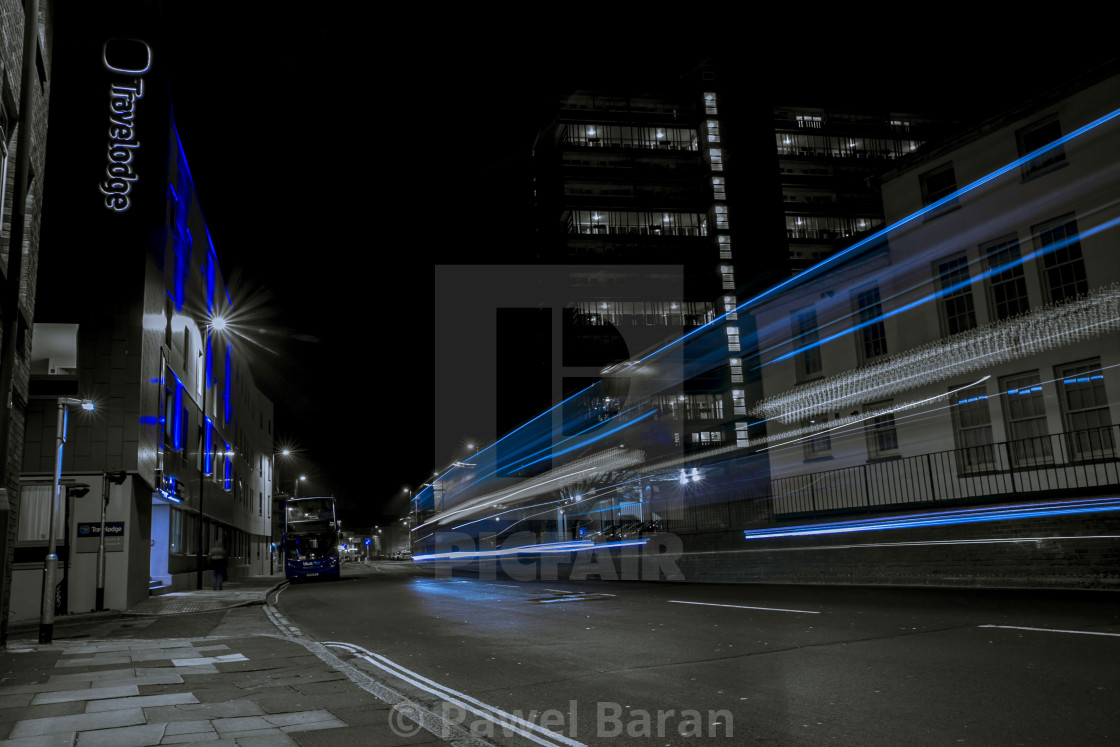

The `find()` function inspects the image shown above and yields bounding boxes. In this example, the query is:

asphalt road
[274,561,1120,746]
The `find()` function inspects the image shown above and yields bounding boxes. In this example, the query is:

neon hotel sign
[98,39,152,213]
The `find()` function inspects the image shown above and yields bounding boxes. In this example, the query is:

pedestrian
[210,538,228,590]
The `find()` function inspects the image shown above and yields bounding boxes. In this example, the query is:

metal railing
[771,425,1119,517]
[663,425,1119,531]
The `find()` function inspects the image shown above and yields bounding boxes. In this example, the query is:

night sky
[53,3,1118,526]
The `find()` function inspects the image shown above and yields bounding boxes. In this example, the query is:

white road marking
[324,641,586,747]
[979,624,1120,637]
[668,600,820,614]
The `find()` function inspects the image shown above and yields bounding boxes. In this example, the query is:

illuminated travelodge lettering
[98,39,152,213]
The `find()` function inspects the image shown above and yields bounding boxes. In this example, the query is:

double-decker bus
[282,496,341,581]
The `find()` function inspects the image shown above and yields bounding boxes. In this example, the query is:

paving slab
[8,707,146,738]
[0,574,463,746]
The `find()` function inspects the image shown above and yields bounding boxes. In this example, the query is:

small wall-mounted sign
[76,521,125,552]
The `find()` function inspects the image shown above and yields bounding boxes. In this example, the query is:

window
[718,235,732,259]
[952,384,995,472]
[16,485,57,541]
[162,369,175,444]
[983,235,1030,321]
[936,254,977,335]
[1036,215,1088,304]
[729,358,743,384]
[792,308,822,380]
[720,266,735,291]
[853,285,887,361]
[723,296,737,321]
[735,422,749,448]
[715,205,729,229]
[1057,359,1114,459]
[567,209,708,237]
[709,148,723,171]
[802,420,831,460]
[865,401,900,459]
[1000,372,1052,465]
[170,508,183,553]
[1017,114,1065,178]
[920,161,958,216]
[707,119,720,143]
[725,325,740,351]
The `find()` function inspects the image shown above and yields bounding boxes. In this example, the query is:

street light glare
[81,401,95,411]
[210,317,228,332]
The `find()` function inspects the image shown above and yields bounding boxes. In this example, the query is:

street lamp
[40,397,94,644]
[295,475,306,497]
[196,316,226,590]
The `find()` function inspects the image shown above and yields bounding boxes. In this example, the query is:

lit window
[715,205,729,229]
[720,265,735,290]
[718,235,732,258]
[729,358,743,384]
[707,120,720,143]
[712,177,726,200]
[709,148,723,171]
[705,92,718,115]
[725,325,740,352]
[735,422,749,448]
[723,295,737,321]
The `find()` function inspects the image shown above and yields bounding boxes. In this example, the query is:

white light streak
[668,600,820,614]
[754,283,1120,423]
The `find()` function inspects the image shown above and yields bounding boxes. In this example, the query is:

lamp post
[40,397,93,644]
[271,449,292,575]
[295,475,306,497]
[196,317,226,590]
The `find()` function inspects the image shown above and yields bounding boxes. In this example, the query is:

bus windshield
[282,496,341,578]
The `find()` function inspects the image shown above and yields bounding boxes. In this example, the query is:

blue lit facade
[9,8,274,623]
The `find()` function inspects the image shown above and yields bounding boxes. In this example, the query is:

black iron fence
[666,425,1119,531]
[772,425,1118,516]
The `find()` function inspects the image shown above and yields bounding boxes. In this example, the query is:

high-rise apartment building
[773,105,953,274]
[528,59,749,460]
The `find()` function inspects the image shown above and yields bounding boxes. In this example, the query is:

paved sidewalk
[126,573,288,616]
[0,573,465,746]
